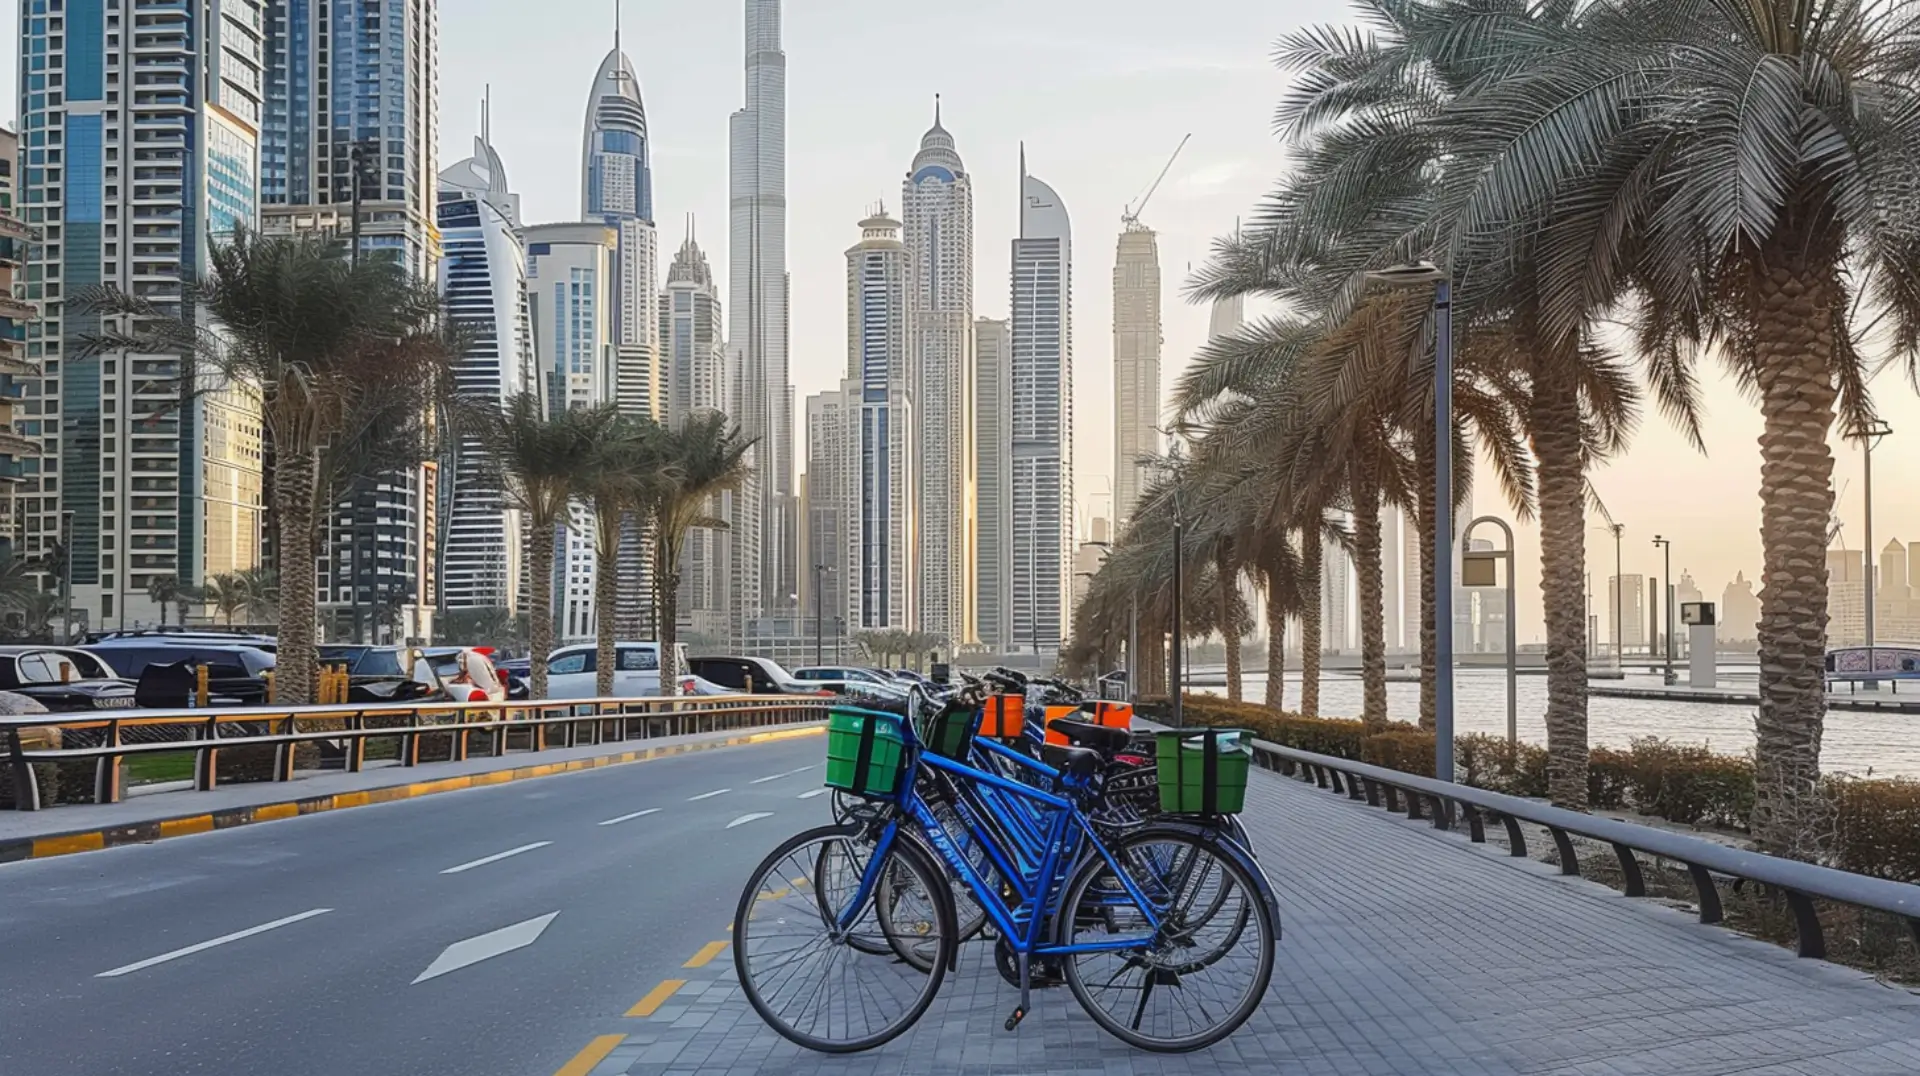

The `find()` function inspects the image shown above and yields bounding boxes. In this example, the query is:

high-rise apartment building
[974,317,1013,651]
[22,0,268,630]
[729,0,796,641]
[265,0,438,640]
[0,129,40,558]
[1112,224,1160,529]
[1608,573,1648,652]
[262,0,439,277]
[1009,153,1073,657]
[902,100,972,647]
[662,230,730,641]
[845,209,915,631]
[525,222,618,640]
[436,132,535,613]
[804,383,857,643]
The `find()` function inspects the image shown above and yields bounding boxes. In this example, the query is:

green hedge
[1154,694,1920,883]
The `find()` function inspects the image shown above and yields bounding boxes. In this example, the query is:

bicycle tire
[733,824,957,1053]
[1056,826,1276,1052]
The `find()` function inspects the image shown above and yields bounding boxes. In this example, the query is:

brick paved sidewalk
[604,768,1920,1076]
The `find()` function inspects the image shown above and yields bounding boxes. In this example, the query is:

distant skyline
[7,1,1916,644]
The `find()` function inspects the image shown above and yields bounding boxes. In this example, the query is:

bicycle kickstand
[1005,952,1031,1032]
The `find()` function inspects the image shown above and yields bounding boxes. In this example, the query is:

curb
[0,723,824,865]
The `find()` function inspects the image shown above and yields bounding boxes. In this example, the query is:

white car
[542,642,729,699]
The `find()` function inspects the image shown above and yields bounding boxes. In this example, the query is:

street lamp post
[1847,420,1893,686]
[1463,517,1518,753]
[812,563,834,666]
[1170,514,1185,728]
[1367,262,1454,783]
[1652,535,1675,684]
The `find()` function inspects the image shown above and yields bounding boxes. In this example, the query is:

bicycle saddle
[1046,718,1130,754]
[1040,743,1101,782]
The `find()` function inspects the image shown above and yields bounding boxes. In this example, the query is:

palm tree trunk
[594,516,619,698]
[1299,533,1323,719]
[1414,433,1438,730]
[1352,466,1389,732]
[1533,358,1591,808]
[274,449,320,705]
[528,518,558,699]
[1218,550,1243,702]
[1749,240,1841,857]
[658,535,682,696]
[1261,559,1287,711]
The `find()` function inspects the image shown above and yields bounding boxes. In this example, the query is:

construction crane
[1122,134,1192,229]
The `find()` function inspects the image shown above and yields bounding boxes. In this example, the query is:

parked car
[83,639,276,705]
[543,642,728,699]
[315,645,438,703]
[0,647,137,713]
[84,628,279,653]
[686,655,824,696]
[411,647,508,703]
[791,666,898,688]
[886,668,933,686]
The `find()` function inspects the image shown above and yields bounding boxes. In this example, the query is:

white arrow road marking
[797,788,829,800]
[440,842,551,875]
[726,812,774,829]
[97,909,332,978]
[688,788,731,801]
[750,765,817,784]
[412,912,558,984]
[597,808,662,826]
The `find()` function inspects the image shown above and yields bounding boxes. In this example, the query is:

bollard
[196,664,211,708]
[264,669,276,704]
[59,661,72,683]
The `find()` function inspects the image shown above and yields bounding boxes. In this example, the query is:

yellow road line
[32,832,105,857]
[683,941,728,968]
[157,815,215,839]
[625,978,686,1017]
[552,1034,625,1076]
[253,803,298,822]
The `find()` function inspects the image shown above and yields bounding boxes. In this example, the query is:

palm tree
[202,573,251,628]
[146,575,180,627]
[1404,0,1920,844]
[0,552,44,615]
[237,567,279,626]
[576,412,660,697]
[6,591,62,642]
[75,227,453,703]
[477,393,608,699]
[653,412,754,695]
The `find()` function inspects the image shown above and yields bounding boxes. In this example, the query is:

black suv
[84,640,276,706]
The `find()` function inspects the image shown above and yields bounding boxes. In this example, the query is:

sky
[7,0,1920,645]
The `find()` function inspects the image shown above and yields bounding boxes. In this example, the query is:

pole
[1128,595,1140,703]
[1863,430,1878,687]
[1613,525,1623,665]
[1432,280,1455,783]
[57,511,73,643]
[348,142,367,644]
[813,564,823,666]
[1505,544,1516,750]
[1170,516,1184,728]
[1663,543,1674,684]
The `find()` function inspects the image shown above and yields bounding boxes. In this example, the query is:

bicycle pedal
[1004,1005,1028,1032]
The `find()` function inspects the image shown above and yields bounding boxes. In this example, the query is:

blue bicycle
[733,684,1280,1053]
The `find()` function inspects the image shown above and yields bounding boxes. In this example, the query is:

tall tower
[1112,225,1161,529]
[583,14,661,639]
[902,97,974,649]
[1010,151,1074,657]
[662,228,732,641]
[846,209,916,631]
[25,0,267,629]
[729,0,796,641]
[436,130,536,614]
[974,318,1013,651]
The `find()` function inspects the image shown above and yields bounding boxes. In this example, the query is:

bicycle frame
[834,744,1170,961]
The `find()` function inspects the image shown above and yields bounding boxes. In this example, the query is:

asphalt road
[0,733,832,1076]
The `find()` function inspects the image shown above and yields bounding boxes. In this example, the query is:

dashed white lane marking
[97,909,333,978]
[726,812,774,829]
[412,912,558,984]
[750,765,817,784]
[440,842,551,875]
[688,788,731,801]
[597,808,662,826]
[797,788,829,800]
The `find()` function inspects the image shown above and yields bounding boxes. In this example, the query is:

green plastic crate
[825,708,908,798]
[1155,728,1252,815]
[917,703,978,760]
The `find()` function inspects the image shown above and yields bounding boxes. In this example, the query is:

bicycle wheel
[734,825,956,1053]
[1057,827,1275,1052]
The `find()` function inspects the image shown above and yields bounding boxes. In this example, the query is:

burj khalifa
[729,0,795,635]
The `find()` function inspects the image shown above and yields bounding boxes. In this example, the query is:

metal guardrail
[2,694,831,812]
[1228,732,1920,961]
